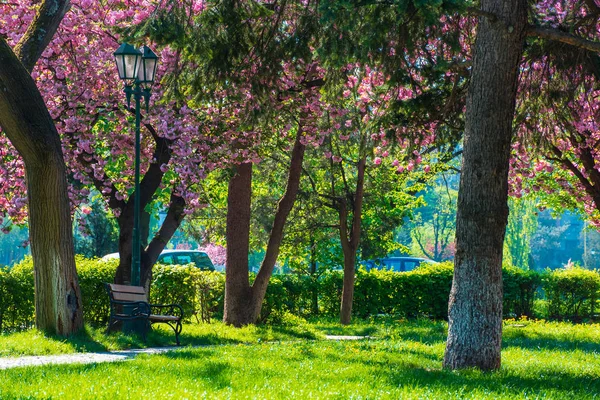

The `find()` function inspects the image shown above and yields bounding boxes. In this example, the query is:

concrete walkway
[0,346,181,370]
[0,335,372,370]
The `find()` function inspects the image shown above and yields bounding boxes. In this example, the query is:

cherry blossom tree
[0,0,231,289]
[0,0,83,335]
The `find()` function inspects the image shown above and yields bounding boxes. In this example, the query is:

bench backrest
[107,283,147,302]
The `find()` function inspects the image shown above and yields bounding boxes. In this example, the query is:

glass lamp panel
[138,57,157,86]
[115,55,126,79]
[124,54,141,80]
[114,43,141,80]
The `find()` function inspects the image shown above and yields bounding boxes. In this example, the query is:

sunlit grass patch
[0,319,599,399]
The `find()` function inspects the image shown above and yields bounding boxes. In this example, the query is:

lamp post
[114,43,158,286]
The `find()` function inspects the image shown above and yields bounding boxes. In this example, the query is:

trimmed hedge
[544,267,600,321]
[1,257,599,331]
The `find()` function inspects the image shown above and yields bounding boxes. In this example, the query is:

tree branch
[527,25,600,53]
[15,0,71,72]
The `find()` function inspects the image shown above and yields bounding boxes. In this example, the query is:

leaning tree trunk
[223,162,254,326]
[247,135,305,322]
[0,34,83,335]
[443,0,527,370]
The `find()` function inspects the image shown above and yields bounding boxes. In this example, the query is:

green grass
[0,319,321,357]
[1,318,599,399]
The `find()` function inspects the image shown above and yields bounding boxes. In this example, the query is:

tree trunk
[0,34,83,335]
[339,240,357,325]
[27,156,83,334]
[310,237,319,315]
[224,130,306,326]
[339,156,366,325]
[247,134,306,322]
[223,162,254,326]
[443,0,527,371]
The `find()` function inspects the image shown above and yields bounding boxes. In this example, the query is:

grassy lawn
[0,318,321,357]
[1,318,599,399]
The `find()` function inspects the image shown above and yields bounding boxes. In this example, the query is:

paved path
[0,347,181,370]
[0,335,371,370]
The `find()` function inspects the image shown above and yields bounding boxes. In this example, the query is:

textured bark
[0,35,83,334]
[224,131,306,326]
[339,157,366,325]
[14,0,71,73]
[223,162,254,326]
[443,0,527,371]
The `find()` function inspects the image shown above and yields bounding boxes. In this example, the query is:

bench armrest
[149,303,183,319]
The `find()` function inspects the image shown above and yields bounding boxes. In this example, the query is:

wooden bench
[105,283,183,345]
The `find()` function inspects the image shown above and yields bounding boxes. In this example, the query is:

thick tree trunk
[0,34,83,335]
[339,157,366,325]
[27,156,83,333]
[223,162,254,326]
[443,0,527,371]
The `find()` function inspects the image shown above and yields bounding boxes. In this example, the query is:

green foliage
[73,197,119,258]
[502,264,542,318]
[544,266,600,321]
[0,259,34,331]
[410,178,457,261]
[504,197,538,269]
[150,265,226,323]
[75,256,119,325]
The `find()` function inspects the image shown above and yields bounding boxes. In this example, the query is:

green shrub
[319,270,343,317]
[76,256,118,324]
[0,258,34,331]
[409,261,454,319]
[502,264,542,318]
[3,256,600,331]
[193,270,225,322]
[544,267,600,321]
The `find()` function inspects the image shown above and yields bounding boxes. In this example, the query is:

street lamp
[114,43,159,286]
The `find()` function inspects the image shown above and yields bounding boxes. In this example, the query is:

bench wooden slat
[149,315,180,322]
[105,282,183,345]
[112,292,147,302]
[108,283,146,294]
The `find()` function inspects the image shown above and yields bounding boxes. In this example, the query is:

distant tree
[503,197,538,269]
[74,197,119,258]
[411,174,457,261]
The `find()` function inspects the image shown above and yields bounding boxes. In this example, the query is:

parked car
[363,256,437,273]
[101,249,216,271]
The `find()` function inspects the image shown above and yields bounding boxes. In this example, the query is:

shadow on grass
[384,365,600,397]
[46,327,112,353]
[502,330,600,354]
[269,325,319,340]
[317,341,599,397]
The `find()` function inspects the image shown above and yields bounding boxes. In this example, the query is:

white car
[101,249,215,271]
